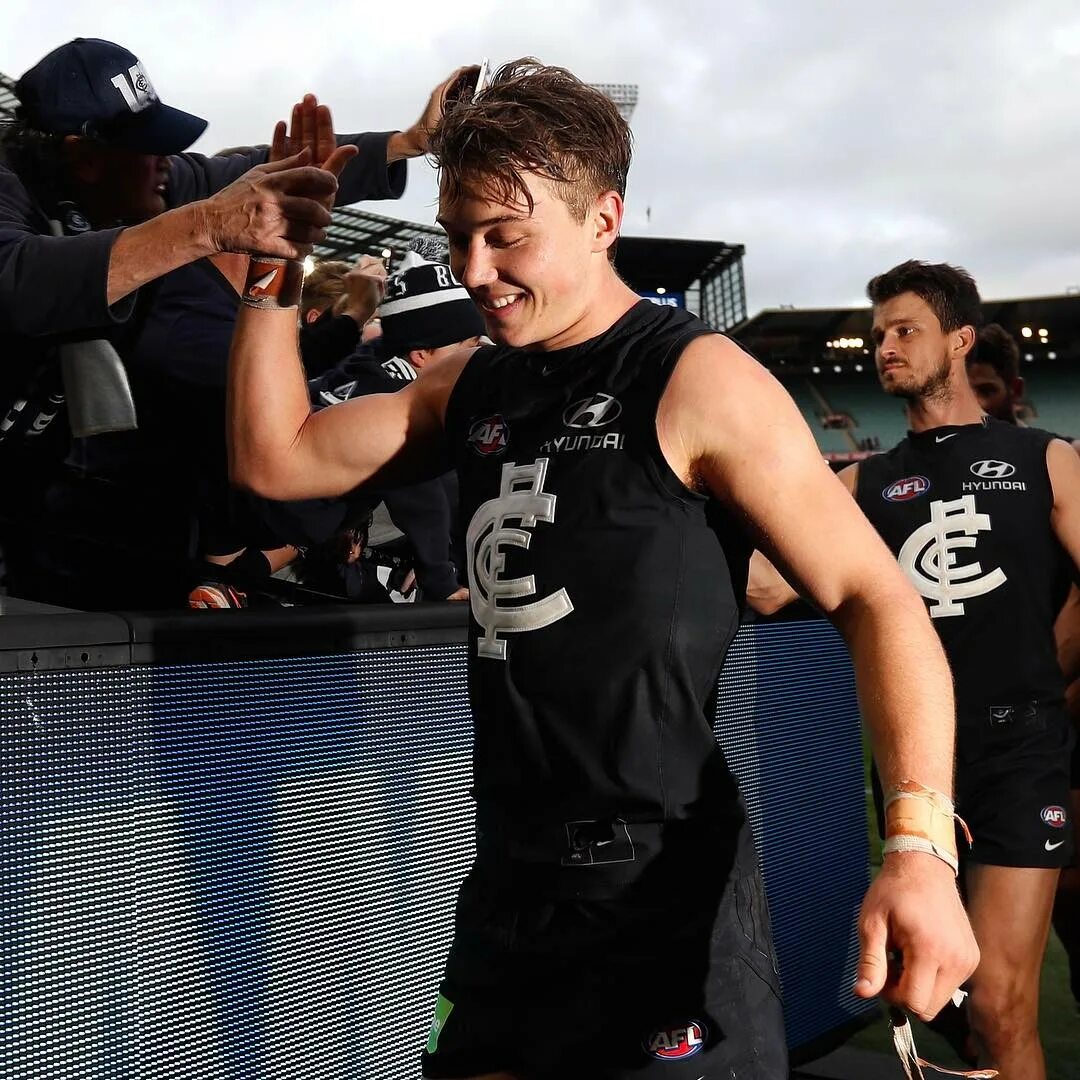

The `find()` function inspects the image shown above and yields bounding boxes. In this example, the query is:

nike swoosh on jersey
[935,433,958,442]
[1046,839,1065,851]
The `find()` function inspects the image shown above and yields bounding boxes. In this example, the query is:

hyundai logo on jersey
[644,1021,707,1060]
[971,459,1016,479]
[882,475,930,502]
[563,394,622,429]
[467,415,509,456]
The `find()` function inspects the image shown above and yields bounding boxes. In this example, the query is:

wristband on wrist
[241,257,305,311]
[882,779,972,877]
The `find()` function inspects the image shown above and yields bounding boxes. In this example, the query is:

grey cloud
[5,0,1080,311]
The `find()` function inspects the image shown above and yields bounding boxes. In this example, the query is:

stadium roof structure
[0,72,19,119]
[0,68,746,329]
[734,294,1080,370]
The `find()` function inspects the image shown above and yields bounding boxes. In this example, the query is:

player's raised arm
[659,333,978,1021]
[227,188,464,501]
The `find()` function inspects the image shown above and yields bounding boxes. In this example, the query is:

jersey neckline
[907,416,990,445]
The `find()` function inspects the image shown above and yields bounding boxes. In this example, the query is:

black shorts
[421,821,787,1079]
[955,704,1076,869]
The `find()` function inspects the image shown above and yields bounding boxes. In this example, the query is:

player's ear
[955,324,976,360]
[591,190,623,255]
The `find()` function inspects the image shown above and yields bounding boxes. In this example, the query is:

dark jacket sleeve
[383,477,459,599]
[166,131,406,207]
[0,165,136,337]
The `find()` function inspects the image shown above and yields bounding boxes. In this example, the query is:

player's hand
[333,255,387,326]
[446,587,469,601]
[270,93,338,166]
[389,66,476,159]
[198,151,343,259]
[854,851,979,1020]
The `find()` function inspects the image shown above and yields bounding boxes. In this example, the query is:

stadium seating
[776,375,855,453]
[814,374,909,451]
[1023,367,1080,440]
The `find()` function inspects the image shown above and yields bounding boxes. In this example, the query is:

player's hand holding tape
[854,781,980,1021]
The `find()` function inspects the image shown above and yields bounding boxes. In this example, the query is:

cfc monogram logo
[898,495,1007,618]
[466,458,574,660]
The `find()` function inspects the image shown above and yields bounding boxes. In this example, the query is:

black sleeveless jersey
[444,300,751,826]
[855,419,1068,725]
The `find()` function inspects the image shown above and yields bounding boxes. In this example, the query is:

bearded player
[752,260,1080,1080]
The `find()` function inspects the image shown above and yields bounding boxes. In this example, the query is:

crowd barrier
[0,599,876,1079]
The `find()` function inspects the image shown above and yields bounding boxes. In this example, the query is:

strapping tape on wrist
[882,779,972,876]
[241,257,304,310]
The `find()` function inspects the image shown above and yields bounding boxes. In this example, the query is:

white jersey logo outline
[466,458,573,660]
[897,495,1007,618]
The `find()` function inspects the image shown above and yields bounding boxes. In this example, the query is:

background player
[226,65,978,1078]
[751,260,1080,1080]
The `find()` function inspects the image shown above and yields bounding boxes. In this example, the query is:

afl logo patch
[563,393,622,429]
[883,475,930,502]
[644,1021,706,1061]
[1042,805,1067,828]
[467,415,509,456]
[971,459,1016,479]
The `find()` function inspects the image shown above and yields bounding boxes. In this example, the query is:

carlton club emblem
[466,458,573,660]
[644,1021,707,1061]
[898,495,1007,618]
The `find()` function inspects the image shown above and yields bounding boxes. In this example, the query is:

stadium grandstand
[732,295,1080,459]
[0,70,747,330]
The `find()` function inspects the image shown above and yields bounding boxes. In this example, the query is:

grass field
[848,744,1080,1080]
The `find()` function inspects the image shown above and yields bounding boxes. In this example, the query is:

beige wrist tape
[882,779,972,876]
[241,257,305,311]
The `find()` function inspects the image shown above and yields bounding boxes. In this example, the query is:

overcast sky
[5,0,1080,314]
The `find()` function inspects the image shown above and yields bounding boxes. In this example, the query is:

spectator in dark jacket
[0,36,460,608]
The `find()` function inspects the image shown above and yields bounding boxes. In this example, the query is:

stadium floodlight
[589,83,639,123]
[1021,326,1033,337]
[1024,353,1034,362]
[833,365,841,373]
[811,365,821,374]
[1049,351,1058,360]
[656,286,666,295]
[855,364,864,372]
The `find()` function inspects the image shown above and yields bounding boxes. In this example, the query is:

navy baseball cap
[15,38,207,154]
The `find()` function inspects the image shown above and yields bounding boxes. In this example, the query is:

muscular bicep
[661,337,906,616]
[290,382,445,497]
[239,350,467,501]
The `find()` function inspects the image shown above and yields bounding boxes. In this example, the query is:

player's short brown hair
[866,260,982,334]
[430,59,633,224]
